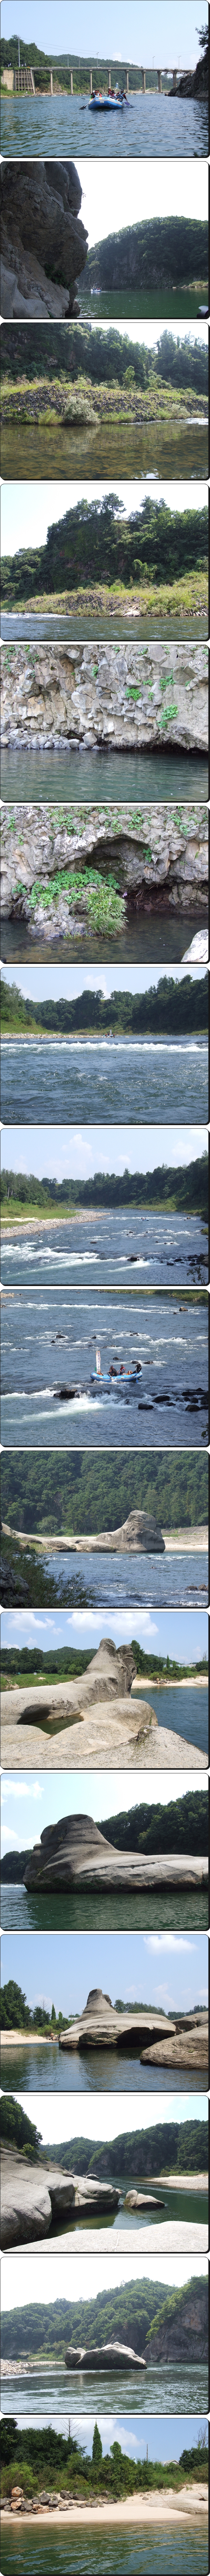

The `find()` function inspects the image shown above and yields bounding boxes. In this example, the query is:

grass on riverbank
[4,570,207,620]
[1,372,208,426]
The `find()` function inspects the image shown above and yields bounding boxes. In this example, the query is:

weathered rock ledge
[1,776,208,937]
[0,161,88,318]
[0,2147,120,2250]
[1,1511,165,1553]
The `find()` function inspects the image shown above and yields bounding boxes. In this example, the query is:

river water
[1,1039,208,1126]
[1,618,207,647]
[1,1286,207,1447]
[0,1879,207,1934]
[1,90,208,158]
[1,749,208,805]
[1,421,208,483]
[1,1210,208,1292]
[0,2029,205,2095]
[1,2512,208,2575]
[0,2361,208,2421]
[2,914,207,970]
[0,2164,207,2236]
[2,1541,207,1617]
[80,285,209,322]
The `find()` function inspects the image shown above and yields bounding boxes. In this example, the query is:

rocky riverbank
[1,764,208,945]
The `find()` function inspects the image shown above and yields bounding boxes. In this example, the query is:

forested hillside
[1,1154,208,1215]
[0,2278,187,2357]
[101,1790,208,1855]
[1,494,208,604]
[1,1449,207,1533]
[1,973,208,1037]
[1,323,208,397]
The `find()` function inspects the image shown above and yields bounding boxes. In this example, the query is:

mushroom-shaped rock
[59,1987,176,2053]
[64,2338,146,2371]
[24,1812,208,1896]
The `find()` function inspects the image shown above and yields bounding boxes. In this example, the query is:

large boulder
[64,2337,146,2370]
[0,2148,120,2248]
[142,2014,208,2069]
[0,161,88,319]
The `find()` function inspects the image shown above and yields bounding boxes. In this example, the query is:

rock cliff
[0,161,88,318]
[1,647,208,939]
[146,2280,208,2361]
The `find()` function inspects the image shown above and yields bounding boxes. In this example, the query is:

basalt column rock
[0,161,88,319]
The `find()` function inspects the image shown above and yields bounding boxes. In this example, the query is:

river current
[1,1039,208,1126]
[0,2361,208,2420]
[1,1286,207,1448]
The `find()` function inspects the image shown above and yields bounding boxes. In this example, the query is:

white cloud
[1,1780,43,1802]
[145,1935,196,1953]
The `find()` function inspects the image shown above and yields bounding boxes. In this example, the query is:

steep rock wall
[0,161,88,318]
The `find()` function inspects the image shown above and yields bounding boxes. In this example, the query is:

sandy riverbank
[1,2486,208,2529]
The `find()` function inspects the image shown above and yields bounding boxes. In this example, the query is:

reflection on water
[0,90,208,157]
[0,2512,209,2574]
[0,2037,205,2095]
[1,914,207,968]
[1,751,208,806]
[1,421,208,483]
[0,1039,208,1126]
[0,1885,207,1935]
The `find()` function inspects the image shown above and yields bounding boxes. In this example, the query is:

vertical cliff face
[0,162,88,317]
[146,2282,208,2360]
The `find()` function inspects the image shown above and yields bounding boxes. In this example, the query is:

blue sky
[1,964,206,1003]
[1,1756,208,1858]
[1,2,207,73]
[0,1121,207,1178]
[0,2087,206,2149]
[1,477,208,559]
[1,1605,208,1663]
[0,1926,208,2016]
[1,2247,208,2312]
[5,2411,208,2463]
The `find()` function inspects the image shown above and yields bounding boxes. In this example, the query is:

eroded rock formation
[0,2147,120,2249]
[0,161,88,318]
[64,2338,146,2370]
[24,1811,208,1896]
[1,648,208,941]
[146,2280,208,2361]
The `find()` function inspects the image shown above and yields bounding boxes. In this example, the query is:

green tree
[92,2423,103,2467]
